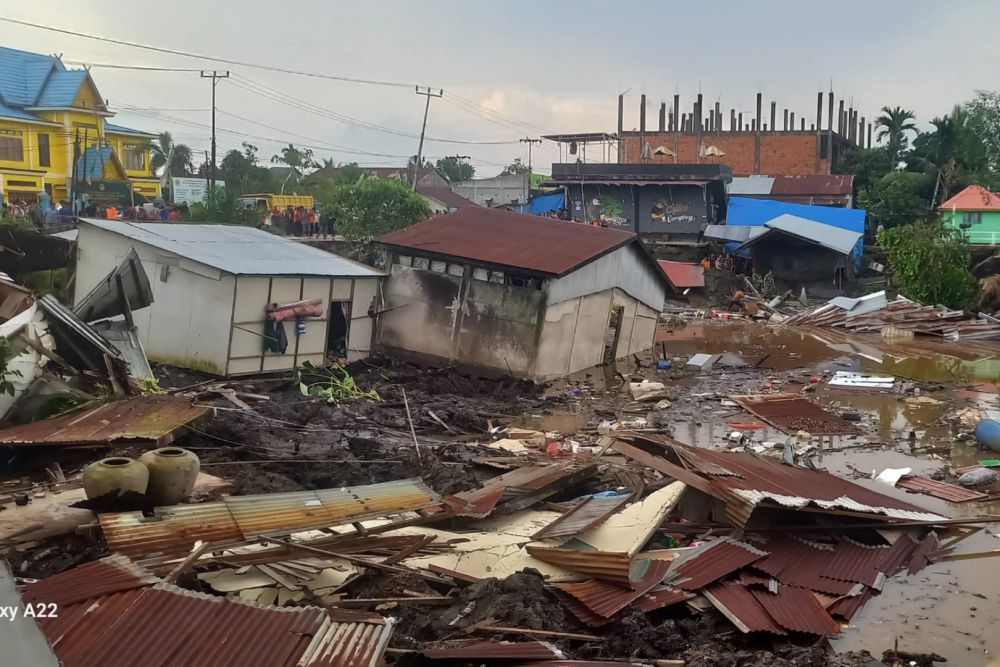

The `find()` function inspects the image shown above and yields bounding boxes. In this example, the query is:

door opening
[602,305,624,365]
[327,301,350,360]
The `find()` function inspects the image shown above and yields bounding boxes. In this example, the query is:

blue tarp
[515,189,565,216]
[724,197,866,270]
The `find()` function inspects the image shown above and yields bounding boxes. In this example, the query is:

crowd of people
[263,205,334,238]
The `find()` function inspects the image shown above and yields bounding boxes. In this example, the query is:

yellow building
[0,46,160,204]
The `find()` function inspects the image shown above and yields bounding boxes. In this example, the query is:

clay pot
[139,447,200,506]
[83,457,149,499]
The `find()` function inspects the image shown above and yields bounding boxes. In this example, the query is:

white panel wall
[348,277,379,362]
[545,243,668,312]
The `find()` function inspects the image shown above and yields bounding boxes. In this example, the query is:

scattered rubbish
[828,371,895,390]
[975,419,1000,453]
[896,475,989,503]
[629,380,670,402]
[875,467,912,486]
[731,393,860,435]
[957,468,1000,488]
[686,353,722,372]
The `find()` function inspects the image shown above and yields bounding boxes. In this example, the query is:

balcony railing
[961,229,1000,244]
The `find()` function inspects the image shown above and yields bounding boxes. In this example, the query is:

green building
[940,184,1000,244]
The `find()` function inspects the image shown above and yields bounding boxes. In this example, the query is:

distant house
[940,185,1000,245]
[375,207,673,379]
[543,163,731,241]
[74,219,383,375]
[452,173,531,207]
[729,174,854,207]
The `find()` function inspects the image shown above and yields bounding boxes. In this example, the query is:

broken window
[412,257,429,270]
[507,273,542,290]
[430,260,447,273]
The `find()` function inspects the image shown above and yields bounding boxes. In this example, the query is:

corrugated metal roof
[101,478,442,560]
[0,396,209,447]
[896,475,989,503]
[613,434,946,524]
[0,46,59,106]
[634,585,695,612]
[300,616,395,667]
[532,494,631,540]
[729,176,775,195]
[552,589,615,627]
[416,186,477,210]
[0,562,59,667]
[74,247,154,323]
[376,207,642,278]
[554,559,671,618]
[703,224,768,243]
[38,293,122,362]
[79,219,384,278]
[750,537,862,597]
[731,393,859,436]
[90,321,154,380]
[828,588,874,621]
[421,640,563,660]
[703,583,787,634]
[657,260,705,288]
[669,538,767,590]
[21,555,157,607]
[34,69,86,107]
[75,146,116,181]
[526,546,632,585]
[821,539,891,587]
[447,462,594,518]
[743,214,863,255]
[770,174,854,197]
[751,585,841,636]
[104,123,157,138]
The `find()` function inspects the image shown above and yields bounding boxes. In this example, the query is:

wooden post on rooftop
[639,93,646,158]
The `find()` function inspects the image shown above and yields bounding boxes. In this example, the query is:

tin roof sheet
[750,537,862,597]
[657,260,705,288]
[525,546,632,585]
[376,206,645,278]
[703,225,768,243]
[421,640,562,660]
[751,585,841,636]
[552,589,615,627]
[731,393,859,435]
[79,219,383,278]
[532,494,631,540]
[21,555,157,607]
[740,214,863,255]
[669,538,767,590]
[703,583,787,634]
[554,559,670,617]
[300,616,395,667]
[896,475,989,503]
[101,478,441,560]
[613,434,945,524]
[634,585,695,613]
[821,539,891,587]
[0,396,210,447]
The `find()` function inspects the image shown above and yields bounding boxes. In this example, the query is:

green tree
[316,178,431,240]
[150,131,194,177]
[877,221,977,308]
[875,106,918,167]
[271,144,316,193]
[435,156,475,182]
[965,90,1000,174]
[838,146,893,193]
[859,172,932,230]
[502,158,531,175]
[220,142,274,194]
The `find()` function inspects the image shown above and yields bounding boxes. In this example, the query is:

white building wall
[74,223,234,375]
[545,243,668,311]
[452,173,529,206]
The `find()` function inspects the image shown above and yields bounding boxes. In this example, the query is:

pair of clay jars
[83,447,200,505]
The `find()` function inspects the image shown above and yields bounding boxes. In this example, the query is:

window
[472,267,489,281]
[412,257,429,270]
[37,133,50,167]
[447,263,465,277]
[489,271,505,284]
[0,129,24,162]
[123,144,145,171]
[397,254,411,267]
[430,260,447,273]
[964,212,983,226]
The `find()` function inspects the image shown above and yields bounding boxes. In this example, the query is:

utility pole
[200,70,229,199]
[413,86,443,187]
[519,137,541,203]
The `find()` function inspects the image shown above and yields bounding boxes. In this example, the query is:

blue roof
[0,46,60,106]
[724,197,867,269]
[104,122,155,137]
[35,69,86,107]
[0,97,46,122]
[75,146,115,181]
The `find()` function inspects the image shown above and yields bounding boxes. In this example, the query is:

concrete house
[74,219,383,376]
[375,207,673,379]
[941,185,1000,245]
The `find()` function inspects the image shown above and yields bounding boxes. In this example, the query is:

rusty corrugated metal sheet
[613,434,946,524]
[0,396,210,447]
[376,207,640,277]
[657,260,705,288]
[670,538,767,590]
[768,174,854,197]
[828,588,874,621]
[703,583,786,635]
[421,641,562,660]
[101,478,441,560]
[908,532,939,575]
[447,462,595,518]
[751,586,841,636]
[554,559,670,618]
[300,617,394,667]
[20,555,157,606]
[525,546,632,585]
[751,536,861,596]
[896,476,989,503]
[532,494,631,540]
[821,539,890,587]
[731,394,858,436]
[552,590,615,628]
[634,586,695,612]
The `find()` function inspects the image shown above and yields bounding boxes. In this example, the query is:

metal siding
[21,556,157,607]
[546,244,668,311]
[78,219,384,278]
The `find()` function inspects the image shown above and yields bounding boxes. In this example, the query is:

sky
[2,0,999,177]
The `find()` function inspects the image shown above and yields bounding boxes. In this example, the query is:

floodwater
[532,321,1000,665]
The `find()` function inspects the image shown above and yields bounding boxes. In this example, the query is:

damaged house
[375,207,673,378]
[73,219,383,376]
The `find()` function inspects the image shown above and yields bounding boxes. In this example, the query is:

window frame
[0,129,24,162]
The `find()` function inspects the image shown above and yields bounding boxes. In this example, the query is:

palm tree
[875,106,917,167]
[150,131,195,178]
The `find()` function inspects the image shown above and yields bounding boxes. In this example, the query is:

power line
[0,16,414,88]
[63,61,203,72]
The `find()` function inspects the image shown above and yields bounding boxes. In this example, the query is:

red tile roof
[939,184,1000,211]
[377,207,655,278]
[657,260,705,288]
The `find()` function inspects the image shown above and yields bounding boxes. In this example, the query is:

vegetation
[314,177,431,240]
[877,221,978,309]
[875,106,917,167]
[436,156,475,182]
[188,188,257,226]
[271,144,317,193]
[150,131,194,178]
[220,142,276,195]
[0,337,20,397]
[296,361,380,404]
[502,158,531,175]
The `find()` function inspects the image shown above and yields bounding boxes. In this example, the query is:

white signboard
[170,177,225,205]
